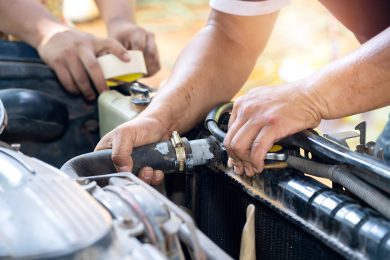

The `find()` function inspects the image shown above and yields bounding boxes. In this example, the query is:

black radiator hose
[61,136,226,178]
[287,156,390,220]
[205,103,232,142]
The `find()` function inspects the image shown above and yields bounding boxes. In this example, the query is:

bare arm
[96,10,278,182]
[0,0,129,100]
[224,27,390,176]
[310,27,390,119]
[95,0,136,25]
[143,10,278,134]
[0,0,67,47]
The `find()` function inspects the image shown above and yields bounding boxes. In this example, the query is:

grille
[192,167,343,260]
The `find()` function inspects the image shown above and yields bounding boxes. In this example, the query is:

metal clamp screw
[171,131,186,172]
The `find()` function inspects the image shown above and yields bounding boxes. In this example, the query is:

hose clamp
[171,131,186,172]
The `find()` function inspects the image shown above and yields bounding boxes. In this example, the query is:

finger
[95,133,113,151]
[151,170,164,185]
[79,47,107,93]
[224,116,247,161]
[243,161,255,177]
[228,101,239,129]
[129,30,147,51]
[232,160,244,175]
[144,33,160,76]
[229,120,264,163]
[111,129,134,172]
[51,62,79,95]
[97,39,130,62]
[66,56,95,100]
[138,166,153,184]
[250,125,277,172]
[227,157,234,168]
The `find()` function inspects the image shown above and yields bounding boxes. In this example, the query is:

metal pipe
[287,156,390,219]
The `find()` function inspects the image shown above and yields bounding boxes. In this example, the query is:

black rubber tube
[286,130,390,194]
[287,156,390,219]
[61,136,225,178]
[61,140,178,178]
[205,103,232,142]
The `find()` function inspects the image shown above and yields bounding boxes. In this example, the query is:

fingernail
[122,52,131,61]
[87,95,95,101]
[143,170,153,179]
[227,159,233,168]
[233,166,239,174]
[155,171,164,181]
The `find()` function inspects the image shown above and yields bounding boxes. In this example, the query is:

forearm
[94,0,135,29]
[142,11,278,136]
[308,27,390,119]
[0,0,68,48]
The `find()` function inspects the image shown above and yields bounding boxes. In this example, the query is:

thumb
[111,133,134,172]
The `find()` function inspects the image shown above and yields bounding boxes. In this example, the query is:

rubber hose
[287,156,390,220]
[61,140,177,178]
[206,121,226,142]
[205,103,232,142]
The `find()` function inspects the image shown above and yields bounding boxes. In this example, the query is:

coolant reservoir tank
[98,90,145,137]
[97,50,151,137]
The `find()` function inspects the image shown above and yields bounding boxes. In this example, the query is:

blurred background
[69,0,390,142]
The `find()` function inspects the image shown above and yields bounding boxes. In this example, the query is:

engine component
[61,133,226,178]
[0,99,6,135]
[193,103,390,259]
[0,145,230,260]
[192,165,390,260]
[287,156,390,219]
[286,130,390,194]
[98,81,156,137]
[0,40,99,167]
[0,147,115,259]
[0,88,68,142]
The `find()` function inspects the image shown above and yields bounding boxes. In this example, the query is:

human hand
[95,115,169,185]
[37,28,130,100]
[224,82,322,176]
[107,20,160,76]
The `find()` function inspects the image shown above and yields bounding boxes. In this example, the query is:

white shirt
[209,0,290,16]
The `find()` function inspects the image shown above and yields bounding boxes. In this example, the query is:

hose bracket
[171,131,186,172]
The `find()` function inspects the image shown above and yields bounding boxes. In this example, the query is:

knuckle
[234,97,244,107]
[242,103,255,114]
[230,139,243,155]
[223,138,232,151]
[53,56,63,65]
[264,114,278,125]
[74,40,83,48]
[63,47,73,56]
[76,76,90,88]
[86,60,99,71]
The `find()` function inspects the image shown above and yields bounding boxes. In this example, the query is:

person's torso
[320,0,390,43]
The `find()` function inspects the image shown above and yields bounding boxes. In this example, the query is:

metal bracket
[323,131,360,148]
[171,131,186,172]
[355,121,376,156]
[130,82,153,106]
